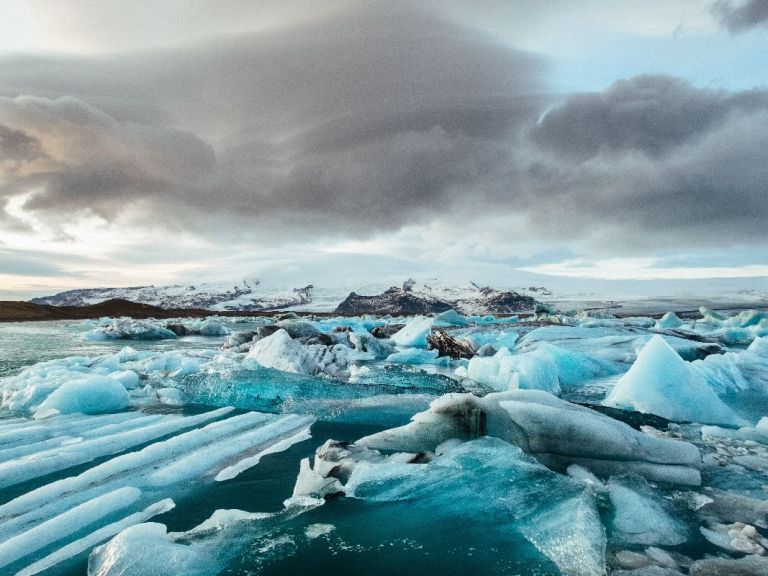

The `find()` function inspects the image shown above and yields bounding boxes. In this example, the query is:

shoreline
[1,297,767,324]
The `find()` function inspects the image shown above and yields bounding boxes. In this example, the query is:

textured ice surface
[607,476,688,546]
[88,522,220,576]
[603,335,741,425]
[468,346,561,393]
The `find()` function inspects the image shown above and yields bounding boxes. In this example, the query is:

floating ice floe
[355,390,703,486]
[655,312,686,330]
[385,348,451,367]
[603,335,742,426]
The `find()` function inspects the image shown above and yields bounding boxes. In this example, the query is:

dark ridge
[335,287,454,315]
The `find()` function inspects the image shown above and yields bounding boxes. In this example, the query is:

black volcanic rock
[335,287,454,315]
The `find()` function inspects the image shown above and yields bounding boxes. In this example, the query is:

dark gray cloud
[523,77,768,249]
[712,0,768,32]
[530,75,768,160]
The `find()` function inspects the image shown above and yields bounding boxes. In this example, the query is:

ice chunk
[156,387,186,406]
[244,329,319,375]
[88,522,219,576]
[34,375,130,417]
[655,312,684,329]
[348,330,393,360]
[83,319,177,341]
[108,370,140,390]
[194,318,230,336]
[386,348,450,366]
[433,308,468,327]
[607,476,688,546]
[305,343,349,377]
[358,390,703,486]
[603,336,741,426]
[390,316,434,348]
[467,347,561,394]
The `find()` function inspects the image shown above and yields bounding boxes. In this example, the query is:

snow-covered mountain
[29,280,314,311]
[29,278,554,313]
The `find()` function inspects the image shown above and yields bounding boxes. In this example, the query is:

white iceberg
[390,316,433,348]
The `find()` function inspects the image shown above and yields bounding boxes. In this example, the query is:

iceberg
[603,335,741,426]
[432,308,469,327]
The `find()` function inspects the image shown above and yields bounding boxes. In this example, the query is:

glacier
[0,305,768,575]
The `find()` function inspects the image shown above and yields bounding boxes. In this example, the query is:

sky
[0,0,767,299]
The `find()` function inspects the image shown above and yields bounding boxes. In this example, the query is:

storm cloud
[0,2,767,253]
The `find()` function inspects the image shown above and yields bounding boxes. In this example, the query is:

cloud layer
[0,1,767,266]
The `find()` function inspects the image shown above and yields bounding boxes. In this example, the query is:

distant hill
[0,299,242,322]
